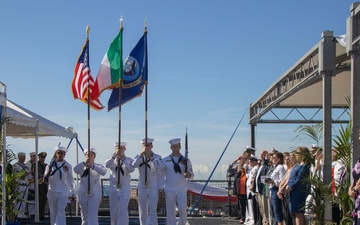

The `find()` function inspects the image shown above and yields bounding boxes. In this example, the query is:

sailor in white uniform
[105,142,135,225]
[132,138,164,225]
[13,152,30,219]
[161,138,194,225]
[45,146,75,225]
[74,148,107,225]
[25,151,36,216]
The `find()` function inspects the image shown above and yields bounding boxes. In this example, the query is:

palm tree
[293,123,323,146]
[293,97,353,224]
[332,98,353,224]
[0,115,25,224]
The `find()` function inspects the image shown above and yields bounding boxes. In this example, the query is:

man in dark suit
[38,152,48,220]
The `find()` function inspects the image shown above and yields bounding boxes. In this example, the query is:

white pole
[34,120,40,222]
[0,82,7,225]
[75,132,79,216]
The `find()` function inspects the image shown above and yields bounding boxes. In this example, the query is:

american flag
[71,40,104,110]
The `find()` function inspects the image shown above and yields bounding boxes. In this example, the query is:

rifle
[185,128,188,173]
[43,152,56,184]
[43,142,60,184]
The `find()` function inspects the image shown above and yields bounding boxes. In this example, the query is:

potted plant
[292,97,353,224]
[0,116,26,225]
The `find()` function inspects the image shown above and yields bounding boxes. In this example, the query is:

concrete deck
[19,216,242,225]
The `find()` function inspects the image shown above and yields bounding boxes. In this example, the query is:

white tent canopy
[0,87,76,223]
[6,99,74,139]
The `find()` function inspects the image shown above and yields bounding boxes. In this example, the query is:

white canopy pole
[76,132,79,216]
[0,82,7,225]
[34,119,39,222]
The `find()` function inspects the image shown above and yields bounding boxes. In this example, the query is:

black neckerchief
[16,162,26,171]
[170,155,182,174]
[115,160,125,176]
[139,155,151,169]
[81,168,90,178]
[50,161,65,179]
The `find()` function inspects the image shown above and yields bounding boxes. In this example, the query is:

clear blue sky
[0,0,353,179]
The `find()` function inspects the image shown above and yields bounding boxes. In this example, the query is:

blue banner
[108,32,148,111]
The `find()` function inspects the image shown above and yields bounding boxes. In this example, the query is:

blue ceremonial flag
[108,32,148,111]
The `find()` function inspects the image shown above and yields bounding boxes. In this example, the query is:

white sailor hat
[140,138,154,144]
[29,152,36,156]
[84,148,97,155]
[249,154,258,161]
[54,146,68,153]
[114,142,127,147]
[270,147,278,154]
[311,144,320,151]
[17,152,26,156]
[169,138,181,145]
[246,146,256,152]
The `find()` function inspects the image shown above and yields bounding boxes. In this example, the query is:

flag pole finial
[86,26,90,39]
[120,16,123,30]
[144,17,147,32]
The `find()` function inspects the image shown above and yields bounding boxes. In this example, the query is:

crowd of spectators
[231,145,347,225]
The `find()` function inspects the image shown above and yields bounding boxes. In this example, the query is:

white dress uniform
[25,152,36,216]
[45,147,75,225]
[74,148,107,225]
[105,151,134,225]
[25,160,35,190]
[13,157,30,219]
[133,150,164,225]
[247,162,258,223]
[162,138,194,225]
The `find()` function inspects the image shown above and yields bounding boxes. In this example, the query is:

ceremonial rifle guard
[132,138,164,225]
[44,146,75,225]
[105,142,135,225]
[74,148,107,225]
[13,152,30,219]
[161,138,194,225]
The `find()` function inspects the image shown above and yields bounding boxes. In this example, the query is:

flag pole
[117,17,124,189]
[144,19,149,187]
[85,26,92,196]
[189,108,247,214]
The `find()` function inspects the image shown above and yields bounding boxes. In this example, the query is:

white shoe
[244,220,254,225]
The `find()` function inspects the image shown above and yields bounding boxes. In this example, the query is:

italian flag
[92,29,123,99]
